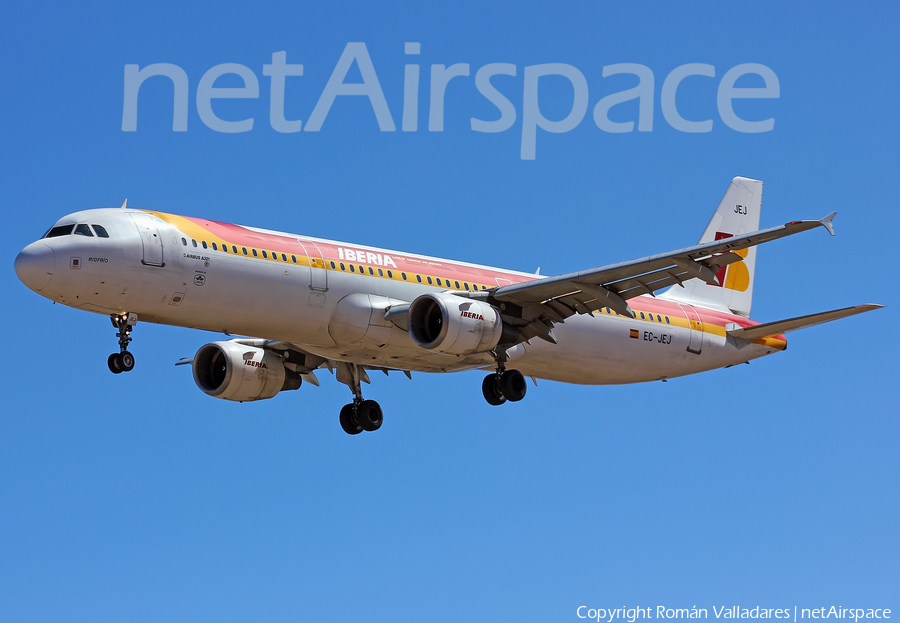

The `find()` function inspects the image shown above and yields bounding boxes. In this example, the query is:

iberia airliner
[14,178,882,435]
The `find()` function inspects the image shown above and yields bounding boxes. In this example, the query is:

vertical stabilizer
[662,177,763,317]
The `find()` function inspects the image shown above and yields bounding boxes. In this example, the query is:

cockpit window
[74,224,94,237]
[92,225,110,238]
[46,225,74,238]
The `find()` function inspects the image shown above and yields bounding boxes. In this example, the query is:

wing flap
[727,304,884,341]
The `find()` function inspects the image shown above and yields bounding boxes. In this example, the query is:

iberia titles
[337,247,397,268]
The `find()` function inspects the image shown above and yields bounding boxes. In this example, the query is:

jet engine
[192,341,302,402]
[407,292,517,355]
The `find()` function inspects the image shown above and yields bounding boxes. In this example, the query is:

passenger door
[675,302,703,354]
[130,214,164,267]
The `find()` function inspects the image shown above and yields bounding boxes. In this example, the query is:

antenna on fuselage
[119,199,127,210]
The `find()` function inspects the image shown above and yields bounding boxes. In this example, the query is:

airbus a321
[14,177,881,434]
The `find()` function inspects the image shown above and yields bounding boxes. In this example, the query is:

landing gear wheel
[339,404,363,435]
[109,313,138,375]
[357,400,383,432]
[500,369,527,402]
[482,373,506,406]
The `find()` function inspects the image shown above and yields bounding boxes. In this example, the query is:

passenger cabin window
[262,250,267,259]
[92,225,110,238]
[74,224,94,237]
[46,225,74,238]
[192,239,198,247]
[252,249,258,257]
[202,241,208,249]
[212,242,218,251]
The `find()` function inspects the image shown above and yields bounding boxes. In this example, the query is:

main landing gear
[339,399,384,435]
[107,312,138,374]
[482,349,527,406]
[336,362,383,435]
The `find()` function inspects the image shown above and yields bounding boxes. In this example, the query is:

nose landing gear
[107,312,138,374]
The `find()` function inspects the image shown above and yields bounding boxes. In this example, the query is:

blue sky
[1,2,897,622]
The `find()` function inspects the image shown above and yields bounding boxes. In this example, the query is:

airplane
[14,177,882,435]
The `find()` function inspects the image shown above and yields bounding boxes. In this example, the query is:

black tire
[500,369,527,402]
[339,404,363,435]
[357,400,383,432]
[119,351,135,372]
[108,353,123,374]
[482,373,506,406]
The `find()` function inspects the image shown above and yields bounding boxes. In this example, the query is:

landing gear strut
[336,362,383,435]
[482,348,527,405]
[107,312,137,374]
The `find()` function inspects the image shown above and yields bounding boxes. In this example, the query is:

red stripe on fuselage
[175,214,774,336]
[176,215,537,287]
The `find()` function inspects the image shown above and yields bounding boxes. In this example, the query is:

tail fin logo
[713,232,750,292]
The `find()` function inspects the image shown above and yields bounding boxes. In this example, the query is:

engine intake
[192,341,301,402]
[408,292,515,355]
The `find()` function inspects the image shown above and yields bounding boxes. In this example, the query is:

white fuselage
[16,208,786,384]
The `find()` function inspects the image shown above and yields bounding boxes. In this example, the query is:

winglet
[175,356,193,366]
[120,199,128,210]
[820,211,836,236]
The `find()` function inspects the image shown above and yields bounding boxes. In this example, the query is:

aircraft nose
[15,242,55,291]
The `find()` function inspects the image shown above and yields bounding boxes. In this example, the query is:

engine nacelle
[192,341,301,402]
[408,292,512,355]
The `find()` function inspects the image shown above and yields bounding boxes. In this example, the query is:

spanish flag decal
[629,329,639,339]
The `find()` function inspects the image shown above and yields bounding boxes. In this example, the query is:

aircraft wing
[489,214,836,328]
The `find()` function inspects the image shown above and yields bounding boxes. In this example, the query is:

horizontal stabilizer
[727,304,884,341]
